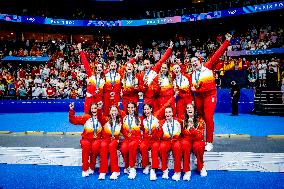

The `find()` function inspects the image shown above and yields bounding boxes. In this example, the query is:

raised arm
[152,41,174,73]
[97,101,109,126]
[78,43,93,77]
[69,102,89,125]
[153,96,175,119]
[204,33,232,70]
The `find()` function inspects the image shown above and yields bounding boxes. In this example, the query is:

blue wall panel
[0,89,254,114]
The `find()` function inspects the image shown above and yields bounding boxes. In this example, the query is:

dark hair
[165,104,173,111]
[142,103,153,118]
[158,63,173,85]
[126,102,140,126]
[108,105,122,125]
[122,64,137,88]
[95,63,105,79]
[183,103,199,129]
[89,102,98,115]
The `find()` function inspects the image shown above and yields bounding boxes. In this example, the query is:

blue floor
[0,112,284,136]
[0,164,283,189]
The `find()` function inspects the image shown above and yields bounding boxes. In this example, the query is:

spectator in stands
[41,65,50,80]
[230,80,240,116]
[258,59,268,87]
[248,68,258,94]
[268,57,279,75]
[17,68,26,79]
[17,84,27,99]
[7,80,16,97]
[31,65,40,77]
[32,83,42,99]
[26,83,33,99]
[46,84,56,99]
[41,84,48,99]
[0,80,5,99]
[25,74,33,87]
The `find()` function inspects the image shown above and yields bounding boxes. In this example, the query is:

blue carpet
[0,112,284,136]
[0,164,283,189]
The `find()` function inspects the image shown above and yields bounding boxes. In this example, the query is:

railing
[254,91,284,116]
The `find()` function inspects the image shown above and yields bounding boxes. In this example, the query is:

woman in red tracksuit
[159,104,182,181]
[156,63,176,119]
[69,102,102,178]
[181,103,207,181]
[78,43,105,114]
[172,64,193,119]
[97,105,123,180]
[120,102,142,179]
[140,97,175,181]
[140,104,160,181]
[139,41,173,111]
[191,33,232,151]
[121,61,140,112]
[103,60,121,115]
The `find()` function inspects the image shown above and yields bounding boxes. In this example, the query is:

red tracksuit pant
[80,138,101,171]
[99,139,120,173]
[195,90,217,143]
[140,140,160,169]
[120,139,140,168]
[181,139,205,172]
[159,140,182,172]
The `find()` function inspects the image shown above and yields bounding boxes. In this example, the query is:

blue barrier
[0,1,283,27]
[2,56,50,62]
[227,48,284,56]
[216,89,254,114]
[0,89,254,114]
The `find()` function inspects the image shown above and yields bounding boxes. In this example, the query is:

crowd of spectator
[0,24,283,100]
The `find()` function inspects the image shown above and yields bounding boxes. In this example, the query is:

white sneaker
[162,169,169,179]
[128,168,137,179]
[150,169,157,181]
[124,167,130,174]
[98,173,106,180]
[172,172,181,181]
[110,172,120,180]
[143,165,150,174]
[88,168,94,175]
[200,167,207,177]
[82,171,89,177]
[205,142,213,151]
[183,171,191,181]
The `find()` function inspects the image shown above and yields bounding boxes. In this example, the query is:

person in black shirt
[231,80,240,116]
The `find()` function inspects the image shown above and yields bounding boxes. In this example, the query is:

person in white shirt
[32,84,42,99]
